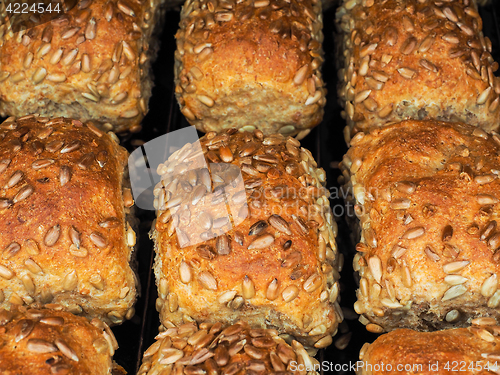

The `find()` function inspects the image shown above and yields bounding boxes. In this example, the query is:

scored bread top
[175,0,326,139]
[0,305,117,375]
[0,115,137,326]
[336,0,500,138]
[0,0,164,132]
[152,129,341,348]
[342,119,500,332]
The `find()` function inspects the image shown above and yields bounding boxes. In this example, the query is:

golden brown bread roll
[0,305,119,375]
[0,114,137,326]
[357,317,500,375]
[0,0,165,133]
[138,320,319,375]
[174,0,326,140]
[151,129,341,348]
[335,0,500,141]
[340,119,500,332]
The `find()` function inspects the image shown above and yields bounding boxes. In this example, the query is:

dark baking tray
[2,2,498,374]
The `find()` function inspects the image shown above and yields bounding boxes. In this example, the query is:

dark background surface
[2,2,499,374]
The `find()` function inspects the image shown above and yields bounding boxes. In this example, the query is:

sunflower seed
[443,260,470,274]
[397,67,416,79]
[400,36,417,54]
[242,275,255,299]
[441,284,467,301]
[303,273,322,293]
[266,278,279,300]
[59,166,71,186]
[69,244,88,257]
[160,348,184,365]
[54,339,78,361]
[477,194,498,205]
[475,174,496,185]
[390,198,411,210]
[197,245,216,260]
[44,224,61,247]
[282,251,301,268]
[216,235,231,255]
[248,220,268,236]
[294,64,309,85]
[12,319,35,343]
[24,259,42,275]
[488,233,500,249]
[248,234,274,249]
[0,159,11,174]
[277,284,299,303]
[117,0,135,16]
[63,270,78,291]
[3,242,20,259]
[99,217,120,228]
[90,232,107,248]
[77,152,94,170]
[424,246,440,262]
[481,221,497,240]
[402,226,425,239]
[5,170,24,189]
[32,159,55,170]
[368,256,382,284]
[27,339,58,353]
[477,87,492,105]
[444,275,468,285]
[481,274,498,297]
[268,214,292,235]
[13,184,34,202]
[198,271,217,290]
[60,140,81,154]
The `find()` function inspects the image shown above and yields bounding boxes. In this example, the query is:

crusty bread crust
[174,0,326,140]
[0,0,165,133]
[0,115,137,326]
[336,0,500,141]
[152,129,341,348]
[341,120,500,332]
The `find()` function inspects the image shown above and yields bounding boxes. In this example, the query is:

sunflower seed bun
[357,318,500,375]
[340,119,500,333]
[0,0,165,133]
[336,0,500,142]
[138,320,319,375]
[0,305,119,375]
[152,129,341,349]
[174,0,326,140]
[0,115,138,326]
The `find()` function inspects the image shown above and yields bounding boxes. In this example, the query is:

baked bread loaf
[174,0,326,140]
[335,0,500,141]
[138,320,319,375]
[0,0,165,133]
[340,119,500,332]
[152,129,341,348]
[357,318,500,375]
[0,115,137,326]
[0,305,119,375]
